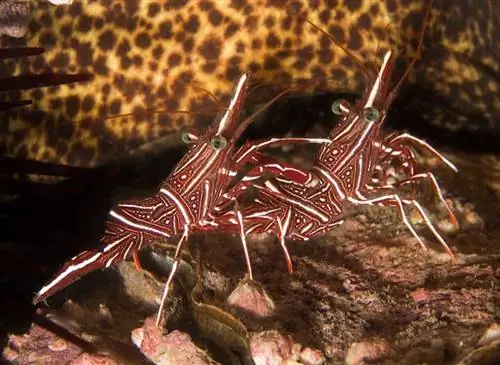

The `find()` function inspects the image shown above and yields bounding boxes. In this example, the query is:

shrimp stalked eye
[331,99,351,116]
[181,131,198,144]
[362,106,380,123]
[210,135,228,150]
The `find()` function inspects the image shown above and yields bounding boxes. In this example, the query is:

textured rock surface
[3,144,498,364]
[0,0,30,37]
[131,317,219,365]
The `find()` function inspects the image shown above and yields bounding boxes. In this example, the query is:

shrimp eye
[331,99,351,115]
[363,106,380,123]
[210,135,228,150]
[182,132,197,144]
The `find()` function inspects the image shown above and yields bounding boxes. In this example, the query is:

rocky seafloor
[3,141,500,365]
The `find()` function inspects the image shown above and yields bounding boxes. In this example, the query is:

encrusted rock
[0,0,30,37]
[4,322,83,364]
[345,339,392,365]
[250,330,294,365]
[131,316,219,365]
[227,279,275,318]
[299,346,326,365]
[70,353,119,365]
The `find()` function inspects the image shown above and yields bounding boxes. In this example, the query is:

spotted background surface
[0,0,498,166]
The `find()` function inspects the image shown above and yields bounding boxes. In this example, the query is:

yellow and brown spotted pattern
[0,0,498,166]
[415,1,500,135]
